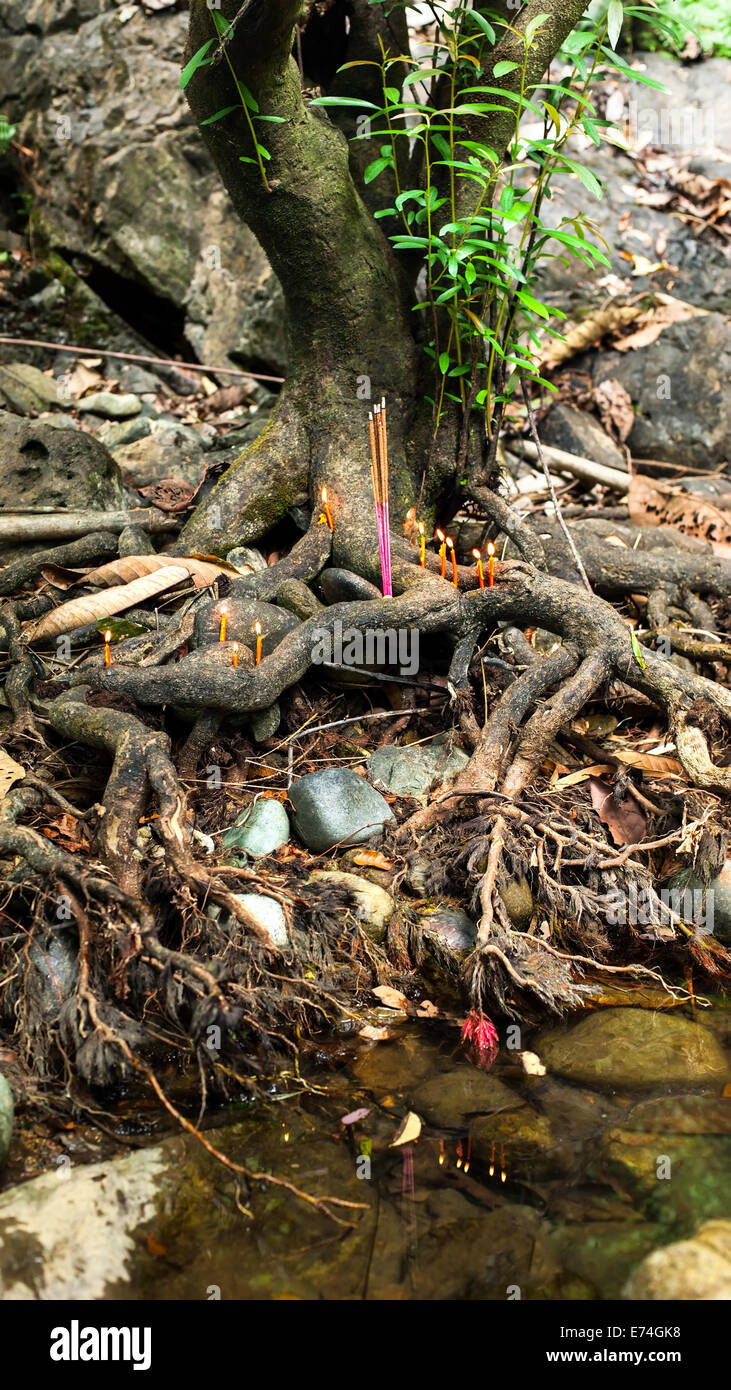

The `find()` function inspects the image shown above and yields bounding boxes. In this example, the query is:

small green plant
[309,1,671,441]
[0,114,17,156]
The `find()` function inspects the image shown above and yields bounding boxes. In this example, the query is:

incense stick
[368,398,393,596]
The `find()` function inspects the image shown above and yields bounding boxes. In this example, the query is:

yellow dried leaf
[82,555,227,589]
[372,984,409,1011]
[390,1111,422,1147]
[0,749,25,801]
[24,565,191,642]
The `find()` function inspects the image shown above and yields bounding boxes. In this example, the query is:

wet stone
[319,568,381,604]
[368,735,469,800]
[289,768,395,853]
[193,598,299,654]
[418,906,477,952]
[537,1008,729,1092]
[308,870,394,943]
[0,1073,13,1167]
[77,391,142,419]
[221,799,290,860]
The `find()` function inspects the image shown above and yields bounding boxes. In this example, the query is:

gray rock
[419,906,477,951]
[221,799,290,860]
[319,569,382,603]
[368,735,469,799]
[77,391,141,420]
[117,525,156,557]
[96,416,152,450]
[0,361,61,414]
[308,870,394,943]
[0,419,131,512]
[0,1073,13,1167]
[6,3,286,375]
[193,598,299,655]
[27,930,78,1023]
[499,877,535,930]
[623,1220,731,1300]
[590,314,731,468]
[248,703,281,743]
[226,546,267,575]
[411,1067,521,1129]
[537,1009,729,1091]
[112,427,208,489]
[289,768,395,853]
[542,402,627,471]
[231,893,290,948]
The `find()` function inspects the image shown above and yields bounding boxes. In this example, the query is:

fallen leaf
[340,1107,371,1125]
[611,748,682,776]
[390,1111,422,1147]
[518,1050,546,1076]
[589,776,646,847]
[0,749,25,800]
[24,565,191,642]
[351,849,394,871]
[358,1024,396,1042]
[415,999,440,1018]
[82,554,227,589]
[144,1234,168,1257]
[138,478,200,512]
[593,377,634,443]
[550,764,614,790]
[629,474,731,549]
[372,984,409,1011]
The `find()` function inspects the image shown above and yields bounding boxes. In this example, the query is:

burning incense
[472,548,485,588]
[104,629,111,666]
[321,487,334,531]
[487,541,495,588]
[368,397,392,597]
[447,536,457,587]
[417,521,425,567]
[254,620,263,665]
[219,606,227,642]
[436,529,446,580]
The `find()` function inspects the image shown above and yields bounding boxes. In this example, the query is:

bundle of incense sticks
[368,397,392,597]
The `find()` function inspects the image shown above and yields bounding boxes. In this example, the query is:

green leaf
[308,96,379,109]
[492,61,520,78]
[466,11,495,43]
[200,105,238,127]
[210,10,230,37]
[526,13,551,42]
[630,629,646,669]
[516,290,551,319]
[180,39,215,90]
[364,156,392,184]
[383,86,400,103]
[438,351,450,374]
[239,82,259,113]
[607,0,624,51]
[561,157,603,200]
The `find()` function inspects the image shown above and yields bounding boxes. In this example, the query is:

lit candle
[447,536,458,586]
[472,548,485,588]
[321,487,334,531]
[254,620,262,665]
[104,629,111,666]
[418,521,425,567]
[436,529,446,580]
[219,606,227,643]
[487,541,495,588]
[232,642,239,668]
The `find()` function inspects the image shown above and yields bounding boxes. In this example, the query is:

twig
[0,336,284,385]
[521,381,593,593]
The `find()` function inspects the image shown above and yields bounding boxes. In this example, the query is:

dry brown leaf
[82,554,226,589]
[0,749,25,800]
[550,764,614,790]
[589,776,646,846]
[540,303,643,368]
[358,1024,397,1042]
[138,478,200,512]
[390,1111,422,1147]
[593,378,634,443]
[351,849,394,871]
[614,295,707,354]
[24,565,191,642]
[629,475,731,549]
[372,984,410,1011]
[611,748,682,776]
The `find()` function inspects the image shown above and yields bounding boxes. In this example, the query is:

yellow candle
[487,541,495,588]
[104,629,111,666]
[219,606,227,642]
[447,536,458,587]
[436,529,446,580]
[472,548,484,588]
[418,521,425,567]
[254,620,262,665]
[232,642,239,668]
[321,487,334,531]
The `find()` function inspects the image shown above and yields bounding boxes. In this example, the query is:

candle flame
[472,549,481,560]
[436,529,445,543]
[254,621,262,635]
[322,487,328,503]
[446,536,454,549]
[104,630,111,642]
[418,521,424,535]
[487,541,495,556]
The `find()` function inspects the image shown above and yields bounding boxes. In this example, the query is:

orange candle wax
[219,606,227,642]
[436,529,446,580]
[487,542,495,588]
[418,521,425,567]
[254,620,263,665]
[447,537,458,586]
[104,629,111,666]
[321,487,334,531]
[232,642,239,668]
[472,549,484,588]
